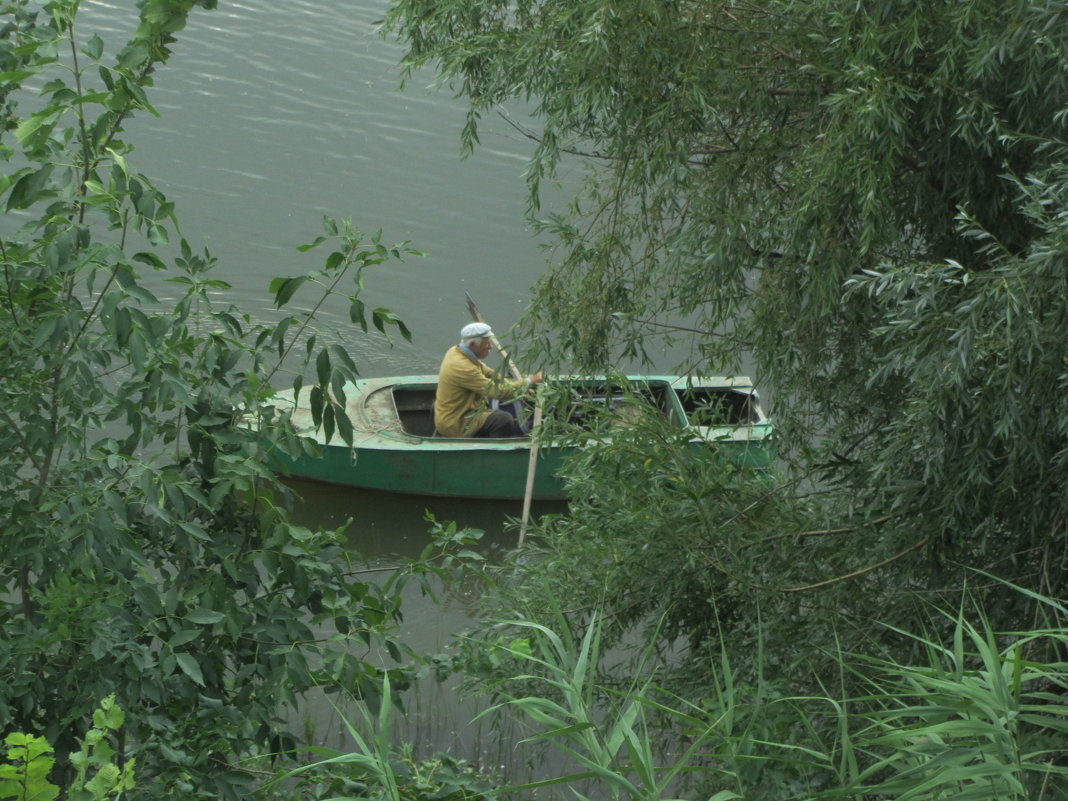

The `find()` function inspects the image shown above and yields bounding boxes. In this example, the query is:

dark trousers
[474,410,519,438]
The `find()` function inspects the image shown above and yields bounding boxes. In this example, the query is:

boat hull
[269,375,773,500]
[273,435,570,500]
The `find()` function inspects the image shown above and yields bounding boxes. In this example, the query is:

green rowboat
[270,374,773,500]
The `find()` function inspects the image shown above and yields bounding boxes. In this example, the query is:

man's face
[471,338,492,359]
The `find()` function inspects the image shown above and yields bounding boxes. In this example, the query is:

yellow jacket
[433,345,525,437]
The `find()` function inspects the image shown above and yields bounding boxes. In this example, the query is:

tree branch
[781,536,929,592]
[752,513,898,549]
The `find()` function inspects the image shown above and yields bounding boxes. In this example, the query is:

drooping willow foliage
[384,0,1068,623]
[383,1,1068,796]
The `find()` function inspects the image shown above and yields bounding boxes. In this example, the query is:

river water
[75,0,572,773]
[78,0,565,530]
[86,0,545,369]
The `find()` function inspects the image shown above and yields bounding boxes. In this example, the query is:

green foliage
[1,696,133,801]
[384,10,1068,799]
[0,2,420,799]
[829,601,1068,801]
[383,0,1068,620]
[275,746,498,801]
[469,613,733,801]
[450,392,1067,797]
[475,402,814,652]
[1,734,58,801]
[452,579,1068,801]
[265,674,500,801]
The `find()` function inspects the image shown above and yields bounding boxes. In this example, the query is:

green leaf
[112,306,132,346]
[6,164,55,210]
[185,609,225,625]
[349,297,367,330]
[85,34,104,61]
[324,250,344,272]
[316,347,331,389]
[322,402,336,444]
[270,275,308,307]
[108,146,128,177]
[371,308,411,341]
[175,653,204,686]
[0,69,38,86]
[133,251,168,270]
[335,399,354,447]
[329,343,359,378]
[97,695,125,730]
[310,385,324,426]
[296,235,327,252]
[168,629,203,648]
[13,109,62,146]
[147,221,169,245]
[509,637,533,658]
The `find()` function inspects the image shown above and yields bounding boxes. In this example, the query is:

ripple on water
[80,0,545,380]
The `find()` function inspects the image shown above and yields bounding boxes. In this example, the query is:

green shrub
[1,696,133,801]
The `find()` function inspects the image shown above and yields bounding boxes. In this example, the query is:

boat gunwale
[280,374,771,451]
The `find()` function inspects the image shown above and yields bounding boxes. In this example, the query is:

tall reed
[826,595,1068,800]
[467,607,748,801]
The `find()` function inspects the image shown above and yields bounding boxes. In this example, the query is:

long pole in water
[464,292,540,544]
[517,400,542,546]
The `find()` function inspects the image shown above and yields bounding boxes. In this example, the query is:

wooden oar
[464,292,541,544]
[465,291,523,381]
[517,399,542,546]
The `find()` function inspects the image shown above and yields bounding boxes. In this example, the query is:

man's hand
[525,371,543,394]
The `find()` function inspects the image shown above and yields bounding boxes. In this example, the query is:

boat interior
[558,382,679,428]
[674,385,763,425]
[392,385,440,436]
[391,381,761,437]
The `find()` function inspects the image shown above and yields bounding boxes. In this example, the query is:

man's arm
[485,368,542,400]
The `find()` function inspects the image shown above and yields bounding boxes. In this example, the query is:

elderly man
[433,322,542,437]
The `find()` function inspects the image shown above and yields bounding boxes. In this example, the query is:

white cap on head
[460,322,493,340]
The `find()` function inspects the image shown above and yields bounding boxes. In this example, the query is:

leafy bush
[0,2,418,797]
[1,696,133,801]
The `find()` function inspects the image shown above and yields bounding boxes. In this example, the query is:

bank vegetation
[1,1,1066,800]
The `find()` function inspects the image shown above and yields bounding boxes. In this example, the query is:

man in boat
[434,322,542,437]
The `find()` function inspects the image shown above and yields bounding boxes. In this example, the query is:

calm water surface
[86,0,545,374]
[81,0,562,543]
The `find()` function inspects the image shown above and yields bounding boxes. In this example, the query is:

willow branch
[781,536,930,592]
[0,238,18,322]
[751,513,898,549]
